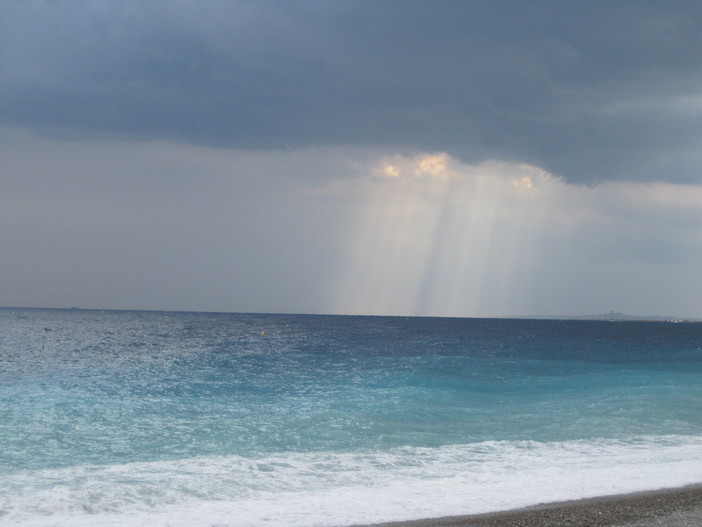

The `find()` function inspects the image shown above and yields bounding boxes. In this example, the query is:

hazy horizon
[2,305,699,323]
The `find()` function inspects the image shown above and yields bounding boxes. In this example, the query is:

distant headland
[523,312,701,323]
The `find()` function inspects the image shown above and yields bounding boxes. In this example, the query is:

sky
[1,0,702,318]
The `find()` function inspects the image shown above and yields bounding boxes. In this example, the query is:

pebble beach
[361,485,702,527]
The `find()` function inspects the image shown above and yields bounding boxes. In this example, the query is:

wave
[3,435,702,527]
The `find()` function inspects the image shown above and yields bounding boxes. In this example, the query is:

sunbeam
[335,154,552,317]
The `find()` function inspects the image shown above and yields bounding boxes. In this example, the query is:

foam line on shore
[358,484,702,527]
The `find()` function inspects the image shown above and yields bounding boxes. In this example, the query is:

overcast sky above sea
[1,0,701,318]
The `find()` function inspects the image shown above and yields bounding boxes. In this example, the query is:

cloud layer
[3,1,702,183]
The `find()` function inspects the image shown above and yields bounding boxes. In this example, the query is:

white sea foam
[3,435,702,527]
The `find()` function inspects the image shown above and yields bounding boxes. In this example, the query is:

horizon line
[2,305,699,323]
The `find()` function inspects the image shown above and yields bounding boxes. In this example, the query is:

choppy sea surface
[2,308,702,527]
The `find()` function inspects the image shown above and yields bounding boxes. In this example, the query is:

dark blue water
[2,309,702,526]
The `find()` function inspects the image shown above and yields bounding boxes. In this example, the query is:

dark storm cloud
[3,0,702,183]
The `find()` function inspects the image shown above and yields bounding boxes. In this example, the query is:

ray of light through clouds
[335,153,702,317]
[1,1,702,317]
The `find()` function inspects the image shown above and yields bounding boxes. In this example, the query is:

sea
[2,308,702,527]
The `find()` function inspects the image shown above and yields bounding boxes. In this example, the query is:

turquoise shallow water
[2,309,702,526]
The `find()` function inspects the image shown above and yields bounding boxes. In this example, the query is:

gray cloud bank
[3,0,702,184]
